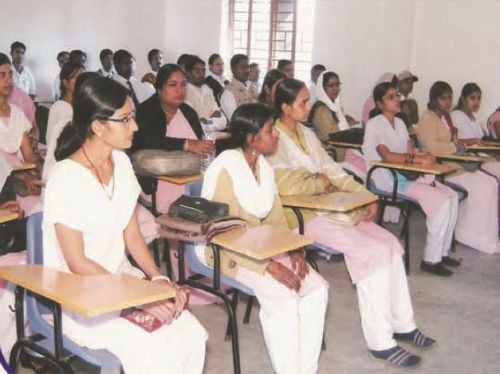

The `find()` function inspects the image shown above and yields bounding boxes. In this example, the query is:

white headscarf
[314,71,350,131]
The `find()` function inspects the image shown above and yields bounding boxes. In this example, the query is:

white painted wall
[312,0,500,123]
[0,0,223,101]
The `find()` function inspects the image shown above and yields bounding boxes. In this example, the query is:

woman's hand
[314,173,336,193]
[266,260,301,292]
[414,153,435,165]
[363,202,378,222]
[152,279,189,319]
[289,249,309,280]
[0,200,23,216]
[142,300,176,325]
[185,139,215,156]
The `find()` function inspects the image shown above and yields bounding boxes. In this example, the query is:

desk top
[281,191,377,212]
[466,145,500,153]
[0,265,175,317]
[0,210,20,224]
[328,141,362,150]
[434,153,487,163]
[210,225,312,260]
[481,141,500,147]
[214,132,231,140]
[370,161,458,175]
[157,173,203,185]
[13,163,37,172]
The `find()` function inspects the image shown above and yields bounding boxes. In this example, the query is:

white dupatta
[314,71,350,131]
[201,149,276,219]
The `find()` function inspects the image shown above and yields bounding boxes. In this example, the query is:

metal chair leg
[225,291,239,341]
[151,238,160,268]
[243,296,255,325]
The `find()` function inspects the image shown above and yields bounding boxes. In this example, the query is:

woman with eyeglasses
[43,77,207,374]
[417,81,499,254]
[362,82,460,277]
[132,63,214,213]
[42,61,85,181]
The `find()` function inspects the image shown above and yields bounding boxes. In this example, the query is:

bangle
[151,275,170,283]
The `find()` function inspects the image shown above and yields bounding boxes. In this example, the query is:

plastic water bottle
[201,120,216,172]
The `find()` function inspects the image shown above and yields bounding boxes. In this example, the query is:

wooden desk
[370,161,457,175]
[328,141,362,150]
[211,225,312,261]
[157,173,203,185]
[0,265,175,317]
[0,265,175,372]
[214,132,231,141]
[434,153,488,163]
[12,163,37,172]
[0,209,20,224]
[466,145,500,154]
[481,141,500,147]
[281,191,377,212]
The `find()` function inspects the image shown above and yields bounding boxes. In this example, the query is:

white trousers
[447,170,499,253]
[404,182,459,263]
[63,310,207,374]
[235,255,329,374]
[356,256,417,351]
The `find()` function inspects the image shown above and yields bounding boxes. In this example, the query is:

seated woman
[258,68,286,107]
[417,81,499,254]
[196,103,328,374]
[43,77,207,374]
[363,82,460,276]
[42,62,85,181]
[451,83,500,178]
[487,106,500,140]
[132,63,213,213]
[0,53,41,216]
[267,78,434,368]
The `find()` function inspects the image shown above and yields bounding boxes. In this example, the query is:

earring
[251,149,257,157]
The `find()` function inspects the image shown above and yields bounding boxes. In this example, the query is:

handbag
[168,195,229,223]
[328,128,364,144]
[131,150,201,177]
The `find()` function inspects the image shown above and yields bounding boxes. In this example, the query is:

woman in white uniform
[43,77,207,374]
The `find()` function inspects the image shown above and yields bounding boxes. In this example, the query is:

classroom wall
[0,0,223,101]
[313,0,500,123]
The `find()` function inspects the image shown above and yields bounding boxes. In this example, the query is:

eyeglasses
[94,114,136,125]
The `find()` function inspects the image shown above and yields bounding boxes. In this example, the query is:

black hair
[10,41,26,52]
[184,55,205,73]
[154,63,185,90]
[57,51,69,61]
[455,82,481,110]
[176,54,193,68]
[55,77,129,161]
[208,53,221,66]
[0,53,11,66]
[230,54,248,71]
[230,103,277,149]
[99,48,113,62]
[59,62,84,99]
[322,71,340,89]
[113,49,133,67]
[73,72,100,101]
[311,64,326,74]
[147,49,161,63]
[249,62,259,69]
[69,50,87,64]
[428,81,453,110]
[277,59,292,71]
[258,69,286,103]
[274,78,306,114]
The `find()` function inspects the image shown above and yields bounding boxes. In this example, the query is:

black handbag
[169,195,229,223]
[328,128,364,144]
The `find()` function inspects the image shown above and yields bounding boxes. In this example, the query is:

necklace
[81,146,115,200]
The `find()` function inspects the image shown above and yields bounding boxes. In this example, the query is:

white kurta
[185,83,227,130]
[451,110,486,139]
[42,100,73,181]
[0,104,32,156]
[43,150,207,374]
[363,114,459,263]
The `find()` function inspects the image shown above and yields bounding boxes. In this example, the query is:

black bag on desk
[169,195,229,223]
[328,128,364,144]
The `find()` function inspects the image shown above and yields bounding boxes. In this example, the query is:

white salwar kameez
[363,114,459,263]
[267,122,419,351]
[197,149,328,374]
[43,150,207,374]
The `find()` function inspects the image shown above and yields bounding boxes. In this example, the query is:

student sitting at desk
[416,81,499,254]
[197,103,328,374]
[43,77,207,374]
[267,78,435,368]
[362,82,460,276]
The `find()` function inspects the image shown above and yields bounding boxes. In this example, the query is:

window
[227,0,315,82]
